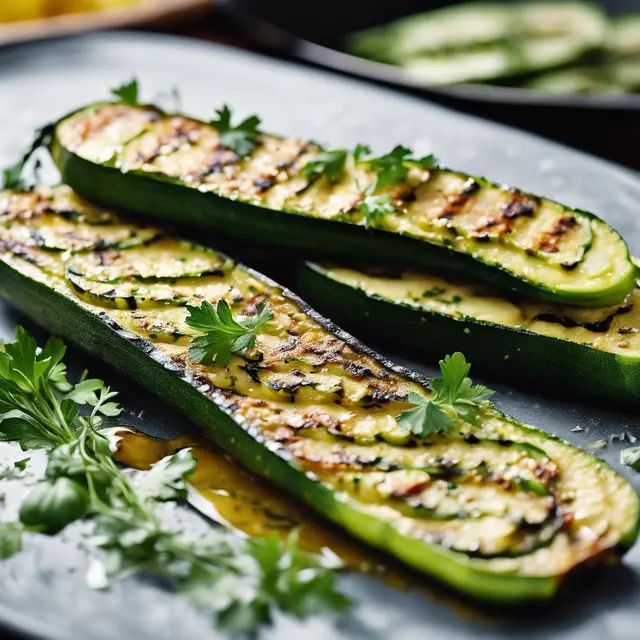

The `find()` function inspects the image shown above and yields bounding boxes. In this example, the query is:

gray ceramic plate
[1,31,640,640]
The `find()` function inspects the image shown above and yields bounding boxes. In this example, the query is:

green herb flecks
[186,299,273,367]
[301,149,348,184]
[0,327,349,635]
[209,105,262,157]
[111,79,139,105]
[396,352,493,438]
[621,446,640,471]
[355,193,395,228]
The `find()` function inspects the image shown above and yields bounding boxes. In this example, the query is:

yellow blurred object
[0,0,140,24]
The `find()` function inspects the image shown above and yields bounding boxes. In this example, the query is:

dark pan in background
[221,0,640,169]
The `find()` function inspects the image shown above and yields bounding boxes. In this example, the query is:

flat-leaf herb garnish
[110,78,139,105]
[0,327,350,635]
[355,145,438,190]
[396,352,493,438]
[1,124,54,191]
[209,104,262,157]
[186,299,273,367]
[301,148,348,184]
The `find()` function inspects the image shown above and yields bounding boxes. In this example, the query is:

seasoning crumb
[587,440,607,450]
[618,326,638,334]
[571,426,584,433]
[618,341,630,349]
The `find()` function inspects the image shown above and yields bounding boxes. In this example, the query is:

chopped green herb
[111,79,139,106]
[186,299,273,366]
[358,145,438,190]
[301,149,348,184]
[209,105,261,157]
[396,352,493,438]
[111,78,139,106]
[355,194,395,228]
[1,125,54,190]
[0,327,349,633]
[621,446,640,471]
[352,143,372,164]
[438,296,462,305]
[13,458,29,471]
[422,287,445,297]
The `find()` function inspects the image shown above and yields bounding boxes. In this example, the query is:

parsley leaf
[111,79,139,105]
[13,458,29,471]
[186,300,273,366]
[136,449,197,502]
[352,143,372,164]
[396,352,493,438]
[0,327,350,631]
[209,105,261,157]
[621,446,640,471]
[359,145,439,190]
[0,523,23,559]
[301,149,348,184]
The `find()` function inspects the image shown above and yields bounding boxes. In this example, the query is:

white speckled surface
[0,31,640,640]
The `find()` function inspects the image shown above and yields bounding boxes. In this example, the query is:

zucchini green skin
[1,236,638,603]
[50,106,637,308]
[0,255,561,603]
[298,262,640,408]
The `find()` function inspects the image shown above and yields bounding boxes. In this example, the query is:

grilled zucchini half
[50,102,636,307]
[0,185,638,603]
[299,262,640,406]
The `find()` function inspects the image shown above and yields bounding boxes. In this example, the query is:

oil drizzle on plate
[109,426,495,620]
[110,427,398,578]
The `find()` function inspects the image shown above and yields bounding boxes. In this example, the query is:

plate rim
[221,0,640,111]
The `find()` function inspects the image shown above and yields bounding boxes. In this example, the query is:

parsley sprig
[355,144,438,190]
[300,149,348,184]
[0,327,349,634]
[110,78,139,105]
[397,352,493,438]
[186,299,273,367]
[210,105,262,157]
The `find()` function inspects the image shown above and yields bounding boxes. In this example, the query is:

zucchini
[50,102,636,307]
[298,261,640,406]
[609,15,640,58]
[346,2,606,83]
[526,58,640,94]
[0,185,638,602]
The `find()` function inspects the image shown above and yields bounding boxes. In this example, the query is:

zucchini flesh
[0,186,638,602]
[298,261,640,406]
[50,102,636,307]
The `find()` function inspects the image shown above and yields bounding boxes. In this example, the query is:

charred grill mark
[0,239,54,270]
[240,362,262,383]
[534,305,632,333]
[136,118,203,165]
[74,105,130,144]
[535,216,578,255]
[436,179,479,221]
[188,146,240,181]
[253,177,275,192]
[471,190,537,238]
